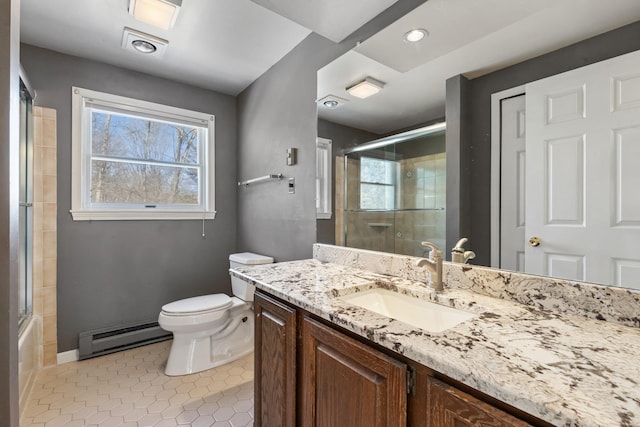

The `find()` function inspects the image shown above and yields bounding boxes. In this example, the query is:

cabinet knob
[528,237,541,247]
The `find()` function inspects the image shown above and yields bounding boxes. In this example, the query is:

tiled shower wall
[33,106,57,366]
[339,152,446,257]
[397,152,446,254]
[19,106,57,417]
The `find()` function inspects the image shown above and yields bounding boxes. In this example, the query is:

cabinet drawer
[428,376,531,427]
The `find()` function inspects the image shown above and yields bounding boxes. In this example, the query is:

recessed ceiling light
[129,0,182,30]
[317,95,349,109]
[346,77,385,99]
[122,27,169,58]
[403,28,428,43]
[132,39,157,54]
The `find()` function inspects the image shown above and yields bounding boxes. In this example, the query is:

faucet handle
[453,237,468,252]
[420,241,442,259]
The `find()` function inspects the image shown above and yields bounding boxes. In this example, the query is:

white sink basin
[338,288,477,333]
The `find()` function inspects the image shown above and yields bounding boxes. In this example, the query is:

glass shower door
[19,80,33,328]
[342,125,446,257]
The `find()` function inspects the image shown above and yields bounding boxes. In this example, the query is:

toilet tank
[229,252,274,301]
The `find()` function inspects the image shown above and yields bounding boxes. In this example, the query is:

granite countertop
[231,259,640,427]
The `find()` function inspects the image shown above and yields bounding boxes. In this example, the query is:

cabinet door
[301,316,407,427]
[428,377,531,427]
[254,291,297,427]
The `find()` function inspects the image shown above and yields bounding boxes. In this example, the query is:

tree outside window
[360,156,398,210]
[71,87,215,220]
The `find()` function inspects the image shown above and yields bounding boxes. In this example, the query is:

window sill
[70,210,217,221]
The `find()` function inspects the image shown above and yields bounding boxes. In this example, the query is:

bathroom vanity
[231,244,640,427]
[253,290,536,427]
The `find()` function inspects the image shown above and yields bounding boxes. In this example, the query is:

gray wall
[445,75,471,258]
[236,0,427,261]
[317,119,378,244]
[20,45,237,352]
[450,20,640,266]
[0,0,20,424]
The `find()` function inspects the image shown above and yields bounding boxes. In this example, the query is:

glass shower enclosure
[19,78,34,328]
[342,124,446,257]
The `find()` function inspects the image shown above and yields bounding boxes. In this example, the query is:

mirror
[316,0,640,290]
[341,124,446,258]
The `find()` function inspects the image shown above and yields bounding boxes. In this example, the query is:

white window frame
[359,156,398,211]
[316,138,332,219]
[71,87,216,221]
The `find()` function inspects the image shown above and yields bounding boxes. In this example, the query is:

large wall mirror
[316,0,640,291]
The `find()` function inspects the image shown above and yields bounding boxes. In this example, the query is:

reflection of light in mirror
[317,94,348,109]
[346,77,385,99]
[403,28,428,43]
[348,122,446,153]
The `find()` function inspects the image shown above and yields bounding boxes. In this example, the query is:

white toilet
[158,252,273,376]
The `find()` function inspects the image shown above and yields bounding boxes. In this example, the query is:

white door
[525,49,640,288]
[500,94,526,272]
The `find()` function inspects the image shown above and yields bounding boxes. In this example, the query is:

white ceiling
[20,0,408,96]
[317,0,640,134]
[249,0,399,43]
[20,0,312,95]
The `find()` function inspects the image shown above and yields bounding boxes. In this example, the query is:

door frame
[490,85,525,268]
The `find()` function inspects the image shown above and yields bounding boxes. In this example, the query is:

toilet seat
[161,294,232,317]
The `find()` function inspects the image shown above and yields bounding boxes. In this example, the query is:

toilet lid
[162,294,233,314]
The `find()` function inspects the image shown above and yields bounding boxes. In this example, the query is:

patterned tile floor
[21,341,254,427]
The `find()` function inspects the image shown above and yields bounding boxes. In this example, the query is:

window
[71,87,215,220]
[360,156,398,210]
[316,138,332,219]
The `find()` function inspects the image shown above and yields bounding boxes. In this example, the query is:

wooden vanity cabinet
[427,376,532,427]
[254,290,542,427]
[301,316,407,427]
[254,291,297,427]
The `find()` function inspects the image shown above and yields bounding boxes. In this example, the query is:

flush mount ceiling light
[403,28,428,43]
[122,27,169,58]
[129,0,182,30]
[317,95,349,109]
[346,77,385,99]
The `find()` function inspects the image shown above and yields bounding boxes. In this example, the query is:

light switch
[288,177,295,194]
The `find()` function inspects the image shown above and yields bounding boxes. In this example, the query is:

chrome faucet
[414,242,443,292]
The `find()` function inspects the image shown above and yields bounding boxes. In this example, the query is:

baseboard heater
[78,320,172,360]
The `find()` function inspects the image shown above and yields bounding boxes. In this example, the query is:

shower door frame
[18,75,34,329]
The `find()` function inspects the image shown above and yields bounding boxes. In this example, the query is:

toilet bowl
[158,252,273,376]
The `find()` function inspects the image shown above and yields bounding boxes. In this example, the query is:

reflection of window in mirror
[360,157,398,210]
[316,138,332,219]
